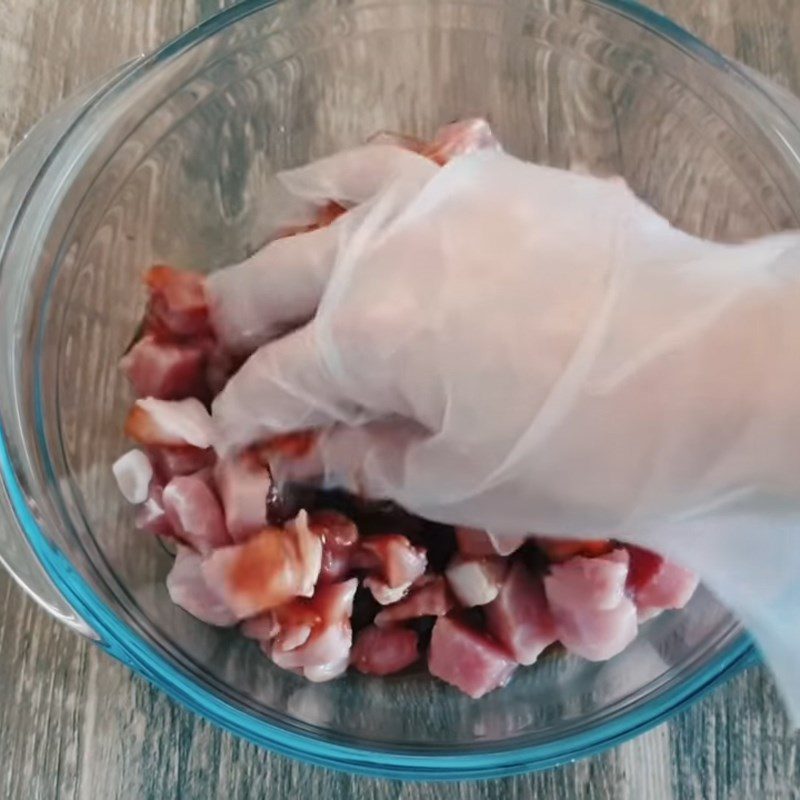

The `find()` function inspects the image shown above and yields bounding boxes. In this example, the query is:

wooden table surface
[1,1,800,798]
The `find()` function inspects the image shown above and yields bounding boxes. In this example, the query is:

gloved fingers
[316,419,429,499]
[211,323,366,454]
[277,143,438,207]
[207,223,340,353]
[207,145,438,354]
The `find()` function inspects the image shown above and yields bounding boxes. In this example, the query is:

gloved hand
[208,143,800,720]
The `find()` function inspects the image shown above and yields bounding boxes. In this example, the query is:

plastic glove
[208,145,800,721]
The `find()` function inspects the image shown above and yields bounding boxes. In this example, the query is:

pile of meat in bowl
[112,120,698,699]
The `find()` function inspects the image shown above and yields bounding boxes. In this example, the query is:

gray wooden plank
[0,1,799,799]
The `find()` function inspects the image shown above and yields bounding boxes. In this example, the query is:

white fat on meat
[112,449,153,504]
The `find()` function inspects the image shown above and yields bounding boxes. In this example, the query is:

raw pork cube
[162,474,230,553]
[166,546,237,627]
[352,625,419,676]
[428,616,516,698]
[202,515,321,619]
[270,579,357,682]
[374,575,453,627]
[120,335,207,400]
[358,534,427,588]
[214,455,271,541]
[485,562,556,665]
[124,397,214,448]
[308,510,359,584]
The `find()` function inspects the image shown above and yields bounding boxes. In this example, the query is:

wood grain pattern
[1,1,800,798]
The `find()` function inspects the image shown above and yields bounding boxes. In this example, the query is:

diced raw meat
[544,549,630,612]
[148,445,216,480]
[358,534,427,588]
[166,546,237,627]
[445,556,507,607]
[364,576,410,606]
[270,599,322,651]
[285,510,324,598]
[374,575,453,627]
[455,527,525,558]
[308,510,359,584]
[533,537,614,562]
[124,397,214,449]
[550,598,638,662]
[134,483,173,538]
[145,265,211,339]
[276,623,313,652]
[240,613,278,641]
[214,454,270,541]
[201,518,322,619]
[162,474,230,553]
[310,575,356,623]
[423,118,501,165]
[120,335,207,400]
[625,545,666,594]
[270,579,357,681]
[544,550,638,661]
[352,625,419,675]
[485,562,556,665]
[634,559,699,617]
[112,449,153,504]
[205,343,242,396]
[428,616,517,698]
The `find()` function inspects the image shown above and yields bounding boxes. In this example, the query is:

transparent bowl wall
[3,0,799,779]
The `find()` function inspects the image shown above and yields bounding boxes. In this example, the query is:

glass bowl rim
[0,0,769,780]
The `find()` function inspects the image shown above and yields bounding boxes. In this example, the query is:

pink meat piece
[144,265,211,339]
[428,616,517,698]
[550,599,638,662]
[635,560,699,618]
[308,510,359,584]
[545,549,630,612]
[445,555,507,607]
[134,483,173,538]
[484,562,556,665]
[374,575,453,627]
[625,545,665,594]
[364,576,411,606]
[166,546,237,627]
[285,511,325,598]
[455,527,525,558]
[162,474,231,553]
[358,534,427,588]
[124,397,214,449]
[202,513,322,619]
[205,343,241,397]
[241,599,322,651]
[214,454,270,542]
[120,335,207,400]
[240,613,278,641]
[270,579,357,682]
[544,550,638,661]
[351,625,419,676]
[148,445,215,481]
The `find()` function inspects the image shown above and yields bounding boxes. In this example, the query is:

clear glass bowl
[5,0,800,779]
